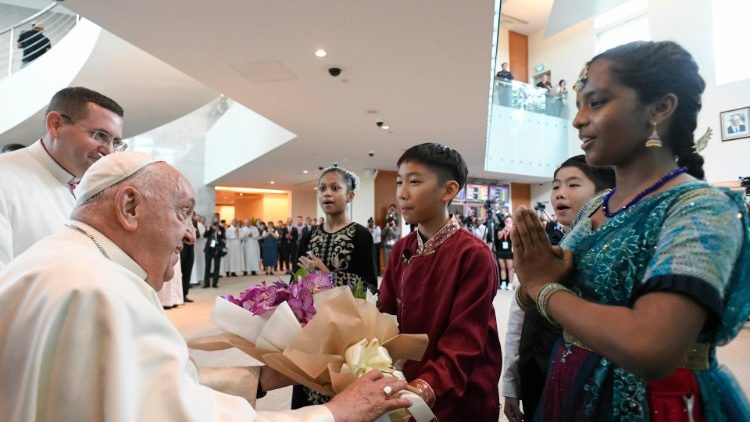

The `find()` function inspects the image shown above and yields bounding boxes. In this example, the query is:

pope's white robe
[225,225,244,273]
[240,225,261,272]
[192,221,207,284]
[0,222,333,422]
[0,140,76,270]
[158,259,184,307]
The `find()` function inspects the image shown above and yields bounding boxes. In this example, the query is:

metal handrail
[0,2,79,79]
[0,3,58,35]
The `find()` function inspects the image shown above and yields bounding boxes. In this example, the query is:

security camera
[318,166,324,171]
[376,121,384,127]
[368,151,374,157]
[332,162,339,168]
[328,67,342,77]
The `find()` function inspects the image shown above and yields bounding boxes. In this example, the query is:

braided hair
[591,41,706,179]
[319,166,359,193]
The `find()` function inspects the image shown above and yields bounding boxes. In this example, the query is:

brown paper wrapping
[189,287,428,397]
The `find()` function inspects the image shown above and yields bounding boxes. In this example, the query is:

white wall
[204,103,296,184]
[290,188,317,220]
[650,0,750,182]
[351,169,377,227]
[497,27,510,67]
[530,181,553,213]
[127,100,220,218]
[527,0,750,182]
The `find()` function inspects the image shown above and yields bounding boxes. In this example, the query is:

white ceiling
[61,0,531,188]
[501,0,554,35]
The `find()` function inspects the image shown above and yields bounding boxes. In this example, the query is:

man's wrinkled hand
[325,370,411,422]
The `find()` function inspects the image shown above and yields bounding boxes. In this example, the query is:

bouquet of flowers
[225,271,334,324]
[189,272,433,421]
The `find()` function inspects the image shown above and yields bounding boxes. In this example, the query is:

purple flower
[287,282,317,324]
[225,281,290,316]
[224,274,332,324]
[300,272,334,294]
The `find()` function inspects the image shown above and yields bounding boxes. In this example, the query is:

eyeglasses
[60,113,127,152]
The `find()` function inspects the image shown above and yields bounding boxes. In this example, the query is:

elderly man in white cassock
[0,87,125,270]
[0,152,411,422]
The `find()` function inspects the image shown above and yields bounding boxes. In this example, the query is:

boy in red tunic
[378,143,501,421]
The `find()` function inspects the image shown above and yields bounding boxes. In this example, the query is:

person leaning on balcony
[16,22,52,67]
[0,87,125,270]
[536,74,553,91]
[496,62,514,81]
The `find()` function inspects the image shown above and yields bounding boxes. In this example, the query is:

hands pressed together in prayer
[510,206,573,301]
[298,252,330,273]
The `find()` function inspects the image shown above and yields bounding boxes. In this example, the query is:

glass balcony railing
[0,3,79,80]
[492,78,570,119]
[485,76,573,179]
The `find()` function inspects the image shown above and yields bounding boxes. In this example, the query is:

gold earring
[645,127,662,148]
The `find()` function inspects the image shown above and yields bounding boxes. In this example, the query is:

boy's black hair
[397,143,468,191]
[553,155,615,193]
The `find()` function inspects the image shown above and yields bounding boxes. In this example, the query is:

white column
[351,169,377,227]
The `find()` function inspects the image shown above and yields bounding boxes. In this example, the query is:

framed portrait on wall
[720,107,750,142]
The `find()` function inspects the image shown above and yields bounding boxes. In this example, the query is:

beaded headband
[693,127,712,153]
[320,166,360,192]
[572,63,590,92]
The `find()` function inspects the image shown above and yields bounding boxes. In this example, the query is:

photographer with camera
[203,213,226,288]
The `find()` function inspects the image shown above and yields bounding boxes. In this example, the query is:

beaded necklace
[602,167,688,218]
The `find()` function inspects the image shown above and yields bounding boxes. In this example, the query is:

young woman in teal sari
[511,41,750,421]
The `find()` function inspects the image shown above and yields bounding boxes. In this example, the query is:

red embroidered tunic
[378,217,502,421]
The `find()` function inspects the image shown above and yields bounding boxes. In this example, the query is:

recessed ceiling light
[270,181,275,185]
[315,49,327,58]
[303,170,309,174]
[381,125,390,130]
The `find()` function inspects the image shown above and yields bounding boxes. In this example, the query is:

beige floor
[168,274,750,418]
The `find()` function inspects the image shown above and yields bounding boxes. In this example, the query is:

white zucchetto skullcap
[74,152,163,207]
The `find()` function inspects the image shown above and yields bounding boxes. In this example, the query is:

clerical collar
[30,139,79,187]
[416,216,460,255]
[66,220,148,280]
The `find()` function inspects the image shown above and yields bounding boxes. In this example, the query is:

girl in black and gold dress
[290,166,377,408]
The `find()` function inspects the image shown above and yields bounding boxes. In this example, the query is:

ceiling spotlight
[303,170,309,174]
[381,125,390,130]
[315,49,327,58]
[270,181,275,185]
